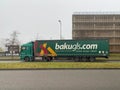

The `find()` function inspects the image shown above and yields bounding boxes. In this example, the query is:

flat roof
[73,12,120,15]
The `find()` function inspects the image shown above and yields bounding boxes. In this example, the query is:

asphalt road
[0,70,120,90]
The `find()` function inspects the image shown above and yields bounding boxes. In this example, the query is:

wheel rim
[24,57,30,62]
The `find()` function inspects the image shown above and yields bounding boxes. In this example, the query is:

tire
[79,57,82,62]
[31,57,35,62]
[42,56,52,62]
[86,57,90,62]
[24,57,30,62]
[89,57,95,62]
[74,57,80,62]
[46,57,52,62]
[43,57,47,62]
[82,57,87,62]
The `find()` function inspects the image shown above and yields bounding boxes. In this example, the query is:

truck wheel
[43,57,52,62]
[79,57,82,62]
[82,57,87,62]
[74,57,79,62]
[31,57,35,62]
[46,57,52,62]
[24,57,30,62]
[89,57,95,62]
[86,57,90,62]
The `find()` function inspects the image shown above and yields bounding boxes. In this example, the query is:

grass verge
[0,62,120,69]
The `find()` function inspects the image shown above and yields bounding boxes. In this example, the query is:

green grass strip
[0,62,120,69]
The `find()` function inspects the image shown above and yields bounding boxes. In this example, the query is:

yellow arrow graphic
[47,47,57,56]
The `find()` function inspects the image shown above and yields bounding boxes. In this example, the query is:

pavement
[0,70,120,90]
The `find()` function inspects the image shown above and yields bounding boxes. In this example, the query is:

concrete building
[72,12,120,53]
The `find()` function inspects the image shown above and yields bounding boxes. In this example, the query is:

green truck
[20,39,109,62]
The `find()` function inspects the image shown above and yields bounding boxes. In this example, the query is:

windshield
[21,46,26,51]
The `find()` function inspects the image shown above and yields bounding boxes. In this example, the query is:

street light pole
[58,20,62,40]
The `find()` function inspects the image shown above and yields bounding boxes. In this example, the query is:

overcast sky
[0,0,120,44]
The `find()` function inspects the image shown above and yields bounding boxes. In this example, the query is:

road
[0,70,120,90]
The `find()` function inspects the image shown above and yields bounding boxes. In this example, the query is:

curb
[0,68,120,70]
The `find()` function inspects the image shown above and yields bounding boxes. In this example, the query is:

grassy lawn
[0,62,120,69]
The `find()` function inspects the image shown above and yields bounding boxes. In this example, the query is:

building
[72,12,120,53]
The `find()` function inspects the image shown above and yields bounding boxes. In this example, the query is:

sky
[0,0,120,45]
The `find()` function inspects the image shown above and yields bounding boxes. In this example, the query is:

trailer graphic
[39,43,57,56]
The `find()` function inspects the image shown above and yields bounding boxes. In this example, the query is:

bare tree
[0,39,6,52]
[6,31,20,45]
[6,31,20,58]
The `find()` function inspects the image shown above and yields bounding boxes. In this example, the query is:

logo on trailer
[55,42,98,51]
[40,43,57,56]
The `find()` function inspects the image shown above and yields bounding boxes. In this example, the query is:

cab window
[21,46,26,51]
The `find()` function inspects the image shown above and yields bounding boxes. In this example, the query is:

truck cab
[20,42,34,61]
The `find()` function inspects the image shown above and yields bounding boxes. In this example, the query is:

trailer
[20,39,109,62]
